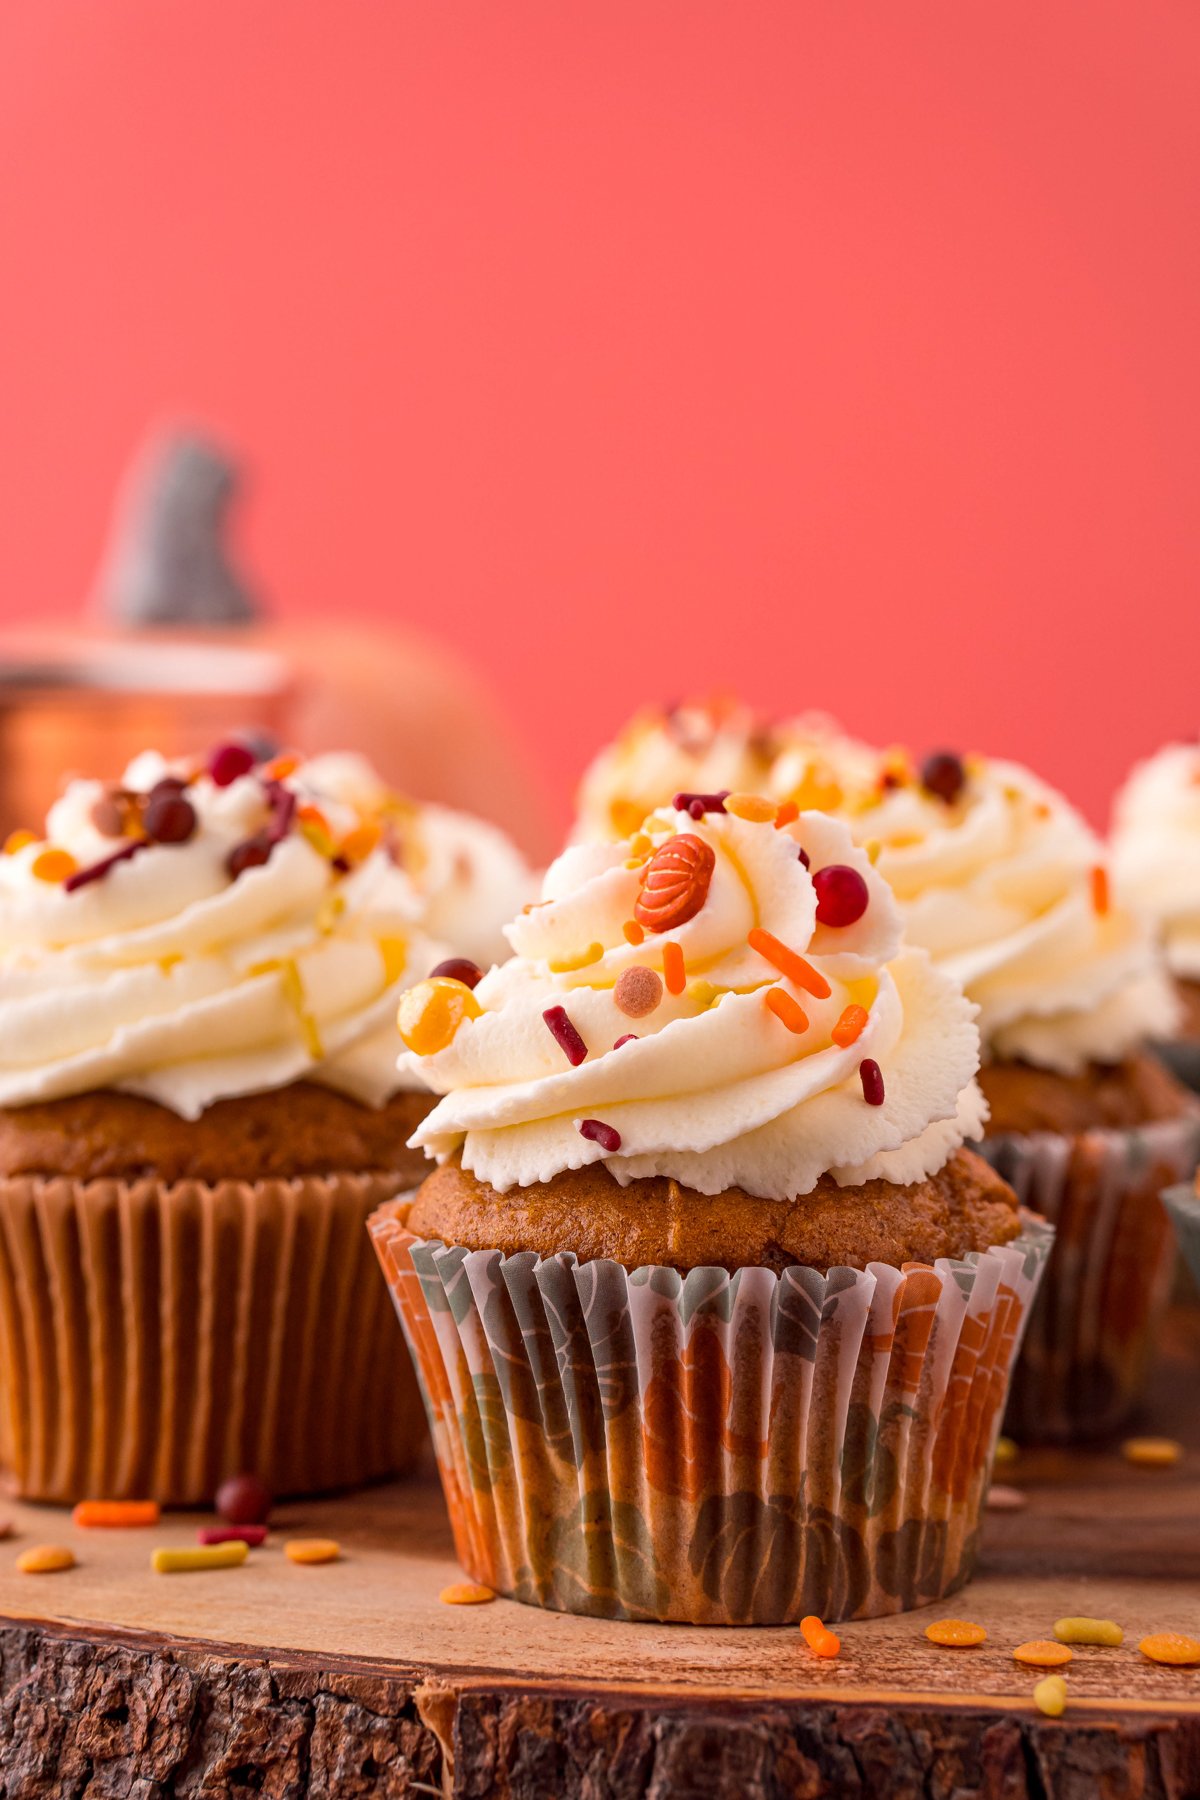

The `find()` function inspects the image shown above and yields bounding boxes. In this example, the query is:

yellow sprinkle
[398,977,481,1056]
[1013,1640,1072,1668]
[316,892,346,934]
[30,848,77,884]
[440,1581,496,1605]
[1122,1437,1182,1467]
[3,829,36,855]
[865,839,881,864]
[299,819,337,859]
[285,1538,341,1565]
[378,936,409,984]
[1139,1632,1200,1666]
[548,942,604,973]
[279,958,323,1060]
[1054,1617,1123,1647]
[610,800,646,837]
[152,1542,249,1573]
[993,1436,1019,1466]
[1033,1675,1068,1718]
[16,1545,75,1574]
[723,793,776,823]
[685,979,721,1008]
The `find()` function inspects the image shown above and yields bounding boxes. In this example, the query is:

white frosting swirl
[0,750,452,1117]
[827,755,1174,1072]
[1112,743,1200,981]
[408,807,985,1199]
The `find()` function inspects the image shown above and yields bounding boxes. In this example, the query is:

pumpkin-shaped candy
[633,833,716,933]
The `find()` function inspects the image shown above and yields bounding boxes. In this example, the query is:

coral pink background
[0,2,1197,831]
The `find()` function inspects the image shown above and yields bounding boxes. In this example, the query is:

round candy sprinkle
[614,966,663,1018]
[578,1118,621,1153]
[924,1619,987,1647]
[31,848,77,884]
[920,750,967,804]
[208,742,256,787]
[90,792,127,838]
[227,833,273,879]
[216,1472,272,1526]
[440,1582,496,1605]
[1012,1640,1072,1668]
[1139,1632,1200,1665]
[812,864,868,927]
[285,1538,341,1566]
[17,1545,75,1574]
[143,786,197,845]
[398,978,482,1056]
[1122,1436,1182,1467]
[1033,1675,1068,1718]
[859,1059,885,1106]
[993,1436,1019,1466]
[429,957,484,990]
[4,829,36,854]
[1054,1617,1123,1646]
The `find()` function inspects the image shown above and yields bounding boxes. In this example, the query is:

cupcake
[821,747,1200,1441]
[0,742,506,1504]
[1112,741,1200,1092]
[371,800,1050,1624]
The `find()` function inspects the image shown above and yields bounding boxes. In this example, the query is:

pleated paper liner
[978,1114,1200,1443]
[370,1196,1052,1625]
[1154,1038,1200,1098]
[1163,1183,1200,1297]
[0,1171,428,1505]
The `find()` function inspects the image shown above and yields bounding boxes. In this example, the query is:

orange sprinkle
[1122,1436,1181,1467]
[724,792,776,823]
[925,1619,987,1647]
[31,848,77,884]
[1090,865,1110,915]
[340,819,383,864]
[3,829,36,855]
[662,941,686,995]
[774,800,800,829]
[747,928,832,998]
[17,1545,75,1574]
[800,1615,840,1658]
[284,1537,341,1565]
[832,1003,869,1047]
[765,988,809,1034]
[623,920,645,946]
[72,1499,160,1529]
[440,1581,497,1606]
[1012,1640,1072,1668]
[1139,1632,1200,1666]
[263,754,300,781]
[297,803,329,830]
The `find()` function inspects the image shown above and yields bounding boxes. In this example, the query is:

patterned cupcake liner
[370,1198,1052,1625]
[0,1171,428,1505]
[1153,1038,1200,1097]
[1163,1183,1200,1295]
[978,1114,1200,1443]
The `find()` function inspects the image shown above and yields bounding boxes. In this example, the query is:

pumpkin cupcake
[0,743,490,1504]
[371,800,1050,1624]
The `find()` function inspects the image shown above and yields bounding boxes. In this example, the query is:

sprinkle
[1139,1632,1200,1665]
[1033,1675,1068,1718]
[797,846,811,869]
[64,840,148,892]
[662,942,686,995]
[747,928,832,997]
[0,1522,12,1540]
[832,1004,869,1047]
[1054,1617,1123,1647]
[339,819,383,864]
[198,1525,268,1547]
[430,957,483,989]
[142,786,197,845]
[635,834,716,933]
[812,864,869,927]
[549,942,604,973]
[31,848,77,884]
[1012,1640,1072,1668]
[379,937,409,984]
[859,1059,885,1105]
[279,958,323,1060]
[724,792,776,823]
[774,801,799,829]
[920,750,966,804]
[1090,864,1110,916]
[610,800,646,837]
[216,1472,272,1524]
[543,1005,588,1066]
[441,1582,496,1605]
[614,966,663,1018]
[284,1538,341,1565]
[3,829,36,854]
[924,1619,987,1647]
[579,1118,622,1153]
[623,920,645,946]
[765,988,809,1034]
[994,1435,1019,1466]
[986,1484,1026,1512]
[263,754,300,781]
[207,742,257,786]
[316,892,346,934]
[16,1545,75,1574]
[398,978,482,1056]
[152,1542,249,1573]
[72,1499,160,1529]
[1122,1437,1182,1467]
[299,818,337,859]
[800,1615,840,1659]
[672,790,728,819]
[865,840,881,864]
[613,1034,638,1049]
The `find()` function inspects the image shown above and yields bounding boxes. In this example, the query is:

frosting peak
[406,804,985,1199]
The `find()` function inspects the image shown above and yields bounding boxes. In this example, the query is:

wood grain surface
[0,1306,1196,1797]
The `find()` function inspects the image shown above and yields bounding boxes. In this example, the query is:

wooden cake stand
[0,1308,1197,1798]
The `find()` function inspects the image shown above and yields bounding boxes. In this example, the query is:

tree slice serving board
[0,1308,1197,1798]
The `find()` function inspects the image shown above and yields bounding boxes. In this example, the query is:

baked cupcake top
[1111,742,1200,984]
[402,800,985,1200]
[0,745,457,1118]
[826,749,1174,1073]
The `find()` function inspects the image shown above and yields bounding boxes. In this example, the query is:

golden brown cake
[978,1052,1192,1138]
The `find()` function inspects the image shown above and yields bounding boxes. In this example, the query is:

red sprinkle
[544,1006,588,1066]
[208,742,257,787]
[197,1525,268,1547]
[63,839,148,892]
[797,847,811,869]
[672,790,729,820]
[813,864,869,927]
[579,1119,622,1153]
[860,1059,885,1105]
[613,1034,638,1049]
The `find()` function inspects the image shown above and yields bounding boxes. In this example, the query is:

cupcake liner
[978,1114,1200,1442]
[1163,1183,1200,1294]
[1153,1038,1200,1097]
[370,1198,1052,1625]
[0,1171,427,1505]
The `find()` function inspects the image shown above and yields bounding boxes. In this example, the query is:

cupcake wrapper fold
[371,1200,1052,1625]
[1153,1039,1200,1098]
[1162,1183,1200,1295]
[978,1115,1200,1443]
[0,1171,427,1505]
